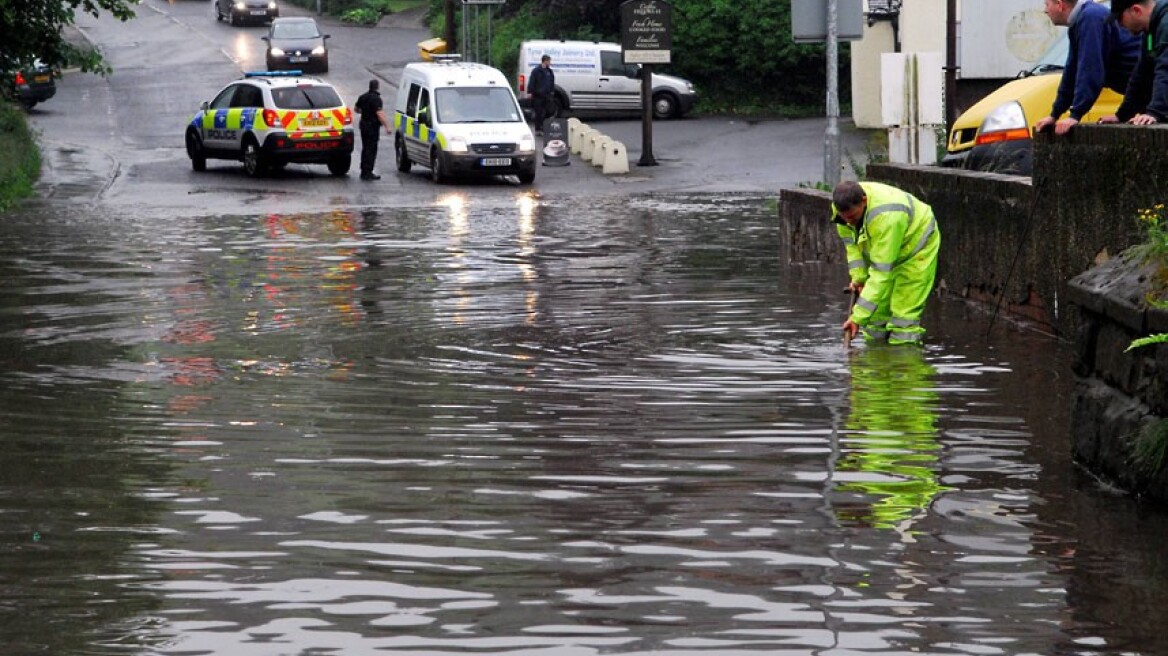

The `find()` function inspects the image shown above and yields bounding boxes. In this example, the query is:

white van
[517,40,697,119]
[393,57,537,184]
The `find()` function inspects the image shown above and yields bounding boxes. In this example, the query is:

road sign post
[620,0,672,167]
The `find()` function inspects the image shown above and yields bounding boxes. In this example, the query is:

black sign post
[620,0,672,167]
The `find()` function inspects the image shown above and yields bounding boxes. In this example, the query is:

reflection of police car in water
[186,71,354,178]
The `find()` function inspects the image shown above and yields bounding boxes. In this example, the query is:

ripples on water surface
[1,193,1166,655]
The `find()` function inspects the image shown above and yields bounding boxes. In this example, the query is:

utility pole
[444,0,456,54]
[945,0,958,131]
[824,0,841,187]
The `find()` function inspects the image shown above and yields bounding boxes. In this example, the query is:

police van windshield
[272,85,343,110]
[435,87,522,123]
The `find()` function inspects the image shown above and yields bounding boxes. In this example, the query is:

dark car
[215,0,278,26]
[263,17,329,74]
[11,60,57,109]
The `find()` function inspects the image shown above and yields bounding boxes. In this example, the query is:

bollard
[566,118,582,151]
[579,129,600,162]
[592,136,613,168]
[602,140,630,175]
[572,125,593,156]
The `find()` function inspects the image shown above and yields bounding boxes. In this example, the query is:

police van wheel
[430,149,447,184]
[243,140,267,178]
[395,137,412,173]
[327,155,350,176]
[652,93,678,120]
[186,131,207,172]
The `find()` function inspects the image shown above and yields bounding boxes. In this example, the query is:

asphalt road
[28,0,871,216]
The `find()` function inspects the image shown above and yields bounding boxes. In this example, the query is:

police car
[185,71,354,177]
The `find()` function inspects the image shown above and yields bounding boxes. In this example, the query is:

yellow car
[942,34,1124,175]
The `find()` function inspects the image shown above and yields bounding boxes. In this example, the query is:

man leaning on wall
[1034,0,1139,136]
[1099,0,1168,125]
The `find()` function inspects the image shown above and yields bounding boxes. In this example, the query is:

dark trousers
[532,94,552,132]
[359,124,379,174]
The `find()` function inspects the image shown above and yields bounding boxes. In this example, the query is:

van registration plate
[481,157,512,167]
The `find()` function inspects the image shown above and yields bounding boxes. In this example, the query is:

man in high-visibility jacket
[831,180,941,345]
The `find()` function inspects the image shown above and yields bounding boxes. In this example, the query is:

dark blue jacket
[1117,0,1168,121]
[529,65,555,97]
[1051,0,1140,121]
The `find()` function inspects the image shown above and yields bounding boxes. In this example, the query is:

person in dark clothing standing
[528,55,555,135]
[1035,0,1139,136]
[1103,0,1168,125]
[354,79,392,180]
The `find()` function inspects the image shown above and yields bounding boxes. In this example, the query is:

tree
[1,0,138,76]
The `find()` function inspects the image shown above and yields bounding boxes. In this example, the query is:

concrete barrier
[579,129,601,162]
[592,136,613,167]
[567,118,583,151]
[601,140,629,175]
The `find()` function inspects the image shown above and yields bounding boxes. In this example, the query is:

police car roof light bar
[245,70,305,78]
[430,54,462,64]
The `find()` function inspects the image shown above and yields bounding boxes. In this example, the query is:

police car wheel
[327,155,350,176]
[186,131,207,172]
[243,140,267,178]
[430,149,446,184]
[395,138,411,173]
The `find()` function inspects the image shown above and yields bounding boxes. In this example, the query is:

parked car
[215,0,278,26]
[264,17,329,74]
[11,60,57,109]
[941,33,1123,175]
[185,71,353,177]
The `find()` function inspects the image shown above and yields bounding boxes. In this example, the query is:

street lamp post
[824,0,841,187]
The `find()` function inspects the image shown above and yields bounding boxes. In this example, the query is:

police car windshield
[435,87,522,123]
[272,85,343,110]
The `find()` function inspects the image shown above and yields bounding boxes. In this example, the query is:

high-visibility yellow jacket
[831,182,939,325]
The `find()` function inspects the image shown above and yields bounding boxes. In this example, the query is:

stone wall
[1067,256,1168,502]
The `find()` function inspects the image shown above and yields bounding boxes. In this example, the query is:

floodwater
[1,192,1166,656]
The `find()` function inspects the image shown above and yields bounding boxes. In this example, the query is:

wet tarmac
[2,193,1168,655]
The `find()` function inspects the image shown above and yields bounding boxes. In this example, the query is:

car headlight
[269,47,285,56]
[234,1,245,9]
[311,46,326,55]
[975,101,1031,145]
[685,82,695,93]
[518,135,535,153]
[267,1,276,7]
[448,137,469,153]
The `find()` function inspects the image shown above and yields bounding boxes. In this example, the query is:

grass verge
[0,102,40,213]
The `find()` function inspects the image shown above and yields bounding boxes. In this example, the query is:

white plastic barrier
[566,118,583,151]
[601,140,629,175]
[579,129,601,162]
[592,136,613,168]
[570,123,591,155]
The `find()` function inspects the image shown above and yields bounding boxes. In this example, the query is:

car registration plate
[481,158,512,167]
[301,117,329,128]
[250,9,267,14]
[290,56,309,63]
[34,75,50,83]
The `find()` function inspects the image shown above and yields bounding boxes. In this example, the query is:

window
[210,85,238,110]
[406,83,421,116]
[435,87,521,123]
[232,85,263,108]
[600,51,636,78]
[271,84,343,109]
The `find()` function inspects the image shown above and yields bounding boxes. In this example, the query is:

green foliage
[1126,204,1168,352]
[1,0,136,76]
[0,102,42,212]
[342,7,382,24]
[1131,419,1168,476]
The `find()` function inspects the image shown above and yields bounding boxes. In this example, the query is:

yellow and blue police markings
[191,107,347,142]
[393,111,448,150]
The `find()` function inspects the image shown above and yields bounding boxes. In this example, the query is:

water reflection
[835,345,948,531]
[1,195,1167,655]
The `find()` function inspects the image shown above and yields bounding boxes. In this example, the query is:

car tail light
[975,101,1031,146]
[518,74,526,93]
[342,107,352,125]
[15,71,26,85]
[263,109,280,127]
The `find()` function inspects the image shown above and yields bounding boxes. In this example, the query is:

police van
[393,57,537,185]
[517,39,697,119]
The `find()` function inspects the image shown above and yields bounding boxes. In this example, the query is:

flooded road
[2,193,1167,655]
